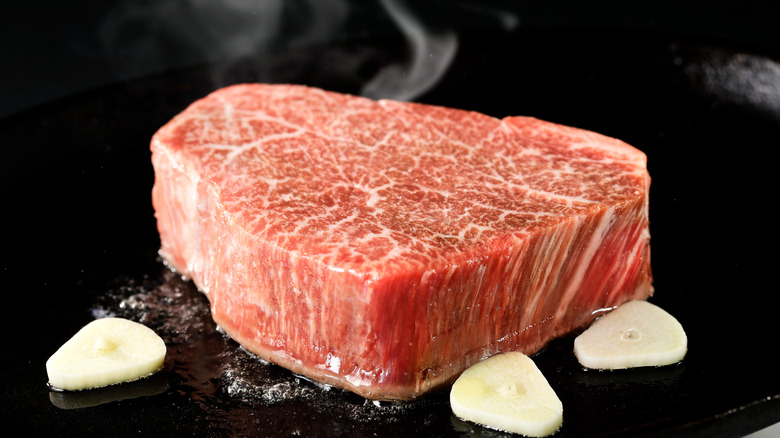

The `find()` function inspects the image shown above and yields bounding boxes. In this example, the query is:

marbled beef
[151,84,653,400]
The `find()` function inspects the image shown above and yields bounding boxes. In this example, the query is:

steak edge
[150,83,653,400]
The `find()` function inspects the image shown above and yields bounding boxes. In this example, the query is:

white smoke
[360,0,457,101]
[99,0,345,78]
[98,0,464,102]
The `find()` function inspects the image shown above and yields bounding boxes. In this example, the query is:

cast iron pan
[2,28,779,437]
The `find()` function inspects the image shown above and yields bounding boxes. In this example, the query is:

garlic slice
[574,300,687,370]
[450,352,563,437]
[47,318,166,391]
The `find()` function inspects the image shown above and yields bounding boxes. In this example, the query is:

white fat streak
[457,223,492,242]
[224,129,307,162]
[555,207,615,321]
[214,95,622,213]
[323,352,341,374]
[610,231,643,299]
[500,119,648,177]
[361,180,395,208]
[187,90,648,270]
[478,156,603,207]
[606,209,651,304]
[566,140,647,167]
[519,221,571,324]
[344,368,378,389]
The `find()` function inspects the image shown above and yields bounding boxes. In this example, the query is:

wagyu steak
[150,83,653,400]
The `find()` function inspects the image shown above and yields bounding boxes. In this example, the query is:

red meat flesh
[150,84,653,400]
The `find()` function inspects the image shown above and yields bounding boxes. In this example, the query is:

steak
[151,84,653,400]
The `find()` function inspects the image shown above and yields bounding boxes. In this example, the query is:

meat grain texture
[151,84,653,400]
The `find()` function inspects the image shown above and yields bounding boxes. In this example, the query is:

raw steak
[151,84,653,400]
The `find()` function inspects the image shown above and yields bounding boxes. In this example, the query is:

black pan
[2,27,779,437]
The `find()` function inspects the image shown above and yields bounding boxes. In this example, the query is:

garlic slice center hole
[496,382,521,398]
[621,328,641,341]
[93,336,117,352]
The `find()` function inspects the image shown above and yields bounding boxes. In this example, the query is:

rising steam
[98,0,459,102]
[361,0,457,101]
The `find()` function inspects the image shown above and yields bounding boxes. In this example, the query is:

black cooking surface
[2,24,779,437]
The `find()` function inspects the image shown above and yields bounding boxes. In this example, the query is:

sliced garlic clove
[574,300,687,370]
[46,317,167,391]
[450,352,563,437]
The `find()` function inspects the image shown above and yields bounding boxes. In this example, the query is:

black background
[4,1,780,119]
[2,1,779,437]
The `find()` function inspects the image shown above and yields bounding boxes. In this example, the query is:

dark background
[2,1,779,437]
[3,1,780,119]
